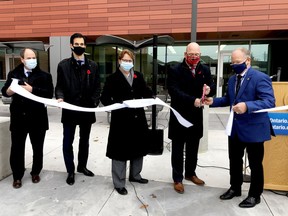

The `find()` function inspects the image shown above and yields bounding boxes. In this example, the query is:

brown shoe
[174,182,184,194]
[185,176,205,185]
[32,175,40,183]
[13,180,22,189]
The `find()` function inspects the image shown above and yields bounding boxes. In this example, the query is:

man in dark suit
[205,47,275,208]
[55,33,101,185]
[167,42,215,194]
[1,48,54,189]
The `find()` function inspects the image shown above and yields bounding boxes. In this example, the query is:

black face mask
[231,61,247,74]
[72,46,86,56]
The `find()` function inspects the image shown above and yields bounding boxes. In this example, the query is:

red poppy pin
[133,74,137,78]
[87,70,91,75]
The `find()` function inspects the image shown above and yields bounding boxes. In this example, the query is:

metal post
[277,67,281,82]
[140,49,142,73]
[191,0,198,42]
[164,45,168,92]
[152,35,158,130]
[115,46,118,69]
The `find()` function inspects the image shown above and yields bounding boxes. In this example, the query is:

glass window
[86,45,117,87]
[37,50,49,73]
[250,42,269,74]
[0,49,8,81]
[86,41,273,98]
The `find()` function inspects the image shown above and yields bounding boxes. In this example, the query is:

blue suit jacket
[212,67,275,142]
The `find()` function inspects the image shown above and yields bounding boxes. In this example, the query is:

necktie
[26,71,32,77]
[77,60,83,66]
[191,68,195,77]
[235,75,242,96]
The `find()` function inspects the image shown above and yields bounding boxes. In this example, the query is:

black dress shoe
[115,187,128,195]
[129,178,149,184]
[66,173,75,185]
[13,180,22,189]
[239,196,260,208]
[77,167,94,177]
[220,188,241,200]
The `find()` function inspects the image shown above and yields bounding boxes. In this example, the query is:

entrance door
[5,54,21,78]
[0,54,21,91]
[216,51,233,97]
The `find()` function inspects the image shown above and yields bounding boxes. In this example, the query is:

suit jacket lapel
[115,69,132,89]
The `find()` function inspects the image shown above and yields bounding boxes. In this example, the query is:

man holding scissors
[167,42,215,194]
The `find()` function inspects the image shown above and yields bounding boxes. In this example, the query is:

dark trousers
[228,136,264,198]
[62,123,92,174]
[10,129,46,180]
[171,136,200,182]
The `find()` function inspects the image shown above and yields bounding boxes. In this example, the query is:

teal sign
[269,113,288,135]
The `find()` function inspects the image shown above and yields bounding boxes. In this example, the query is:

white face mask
[120,61,134,71]
[25,59,37,70]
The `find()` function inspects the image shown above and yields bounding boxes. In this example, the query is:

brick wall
[0,0,287,40]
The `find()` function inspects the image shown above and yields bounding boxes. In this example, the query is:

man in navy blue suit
[205,47,275,208]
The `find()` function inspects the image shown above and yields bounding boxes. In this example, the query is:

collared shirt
[186,61,196,77]
[236,66,250,85]
[76,58,85,66]
[24,68,32,77]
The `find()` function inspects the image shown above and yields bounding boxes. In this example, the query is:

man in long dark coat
[168,42,215,194]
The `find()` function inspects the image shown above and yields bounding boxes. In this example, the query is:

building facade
[0,0,288,96]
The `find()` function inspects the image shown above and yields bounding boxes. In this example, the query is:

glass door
[216,51,233,97]
[5,54,21,79]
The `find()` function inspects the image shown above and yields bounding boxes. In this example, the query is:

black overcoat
[100,69,153,161]
[55,56,101,124]
[1,63,54,131]
[167,59,215,140]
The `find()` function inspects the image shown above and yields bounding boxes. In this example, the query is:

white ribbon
[225,105,288,136]
[225,111,234,136]
[253,106,288,113]
[9,79,192,128]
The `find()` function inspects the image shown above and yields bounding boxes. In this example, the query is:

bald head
[186,42,200,54]
[20,48,37,59]
[231,47,251,66]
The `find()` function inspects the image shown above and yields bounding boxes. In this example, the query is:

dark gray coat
[100,69,153,161]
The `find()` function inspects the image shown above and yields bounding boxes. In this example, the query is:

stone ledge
[0,117,11,180]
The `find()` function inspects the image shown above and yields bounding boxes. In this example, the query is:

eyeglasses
[230,58,247,65]
[121,59,133,63]
[186,53,200,57]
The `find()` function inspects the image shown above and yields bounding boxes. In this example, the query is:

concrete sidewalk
[0,103,287,216]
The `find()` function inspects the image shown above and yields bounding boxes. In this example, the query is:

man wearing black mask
[55,33,101,185]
